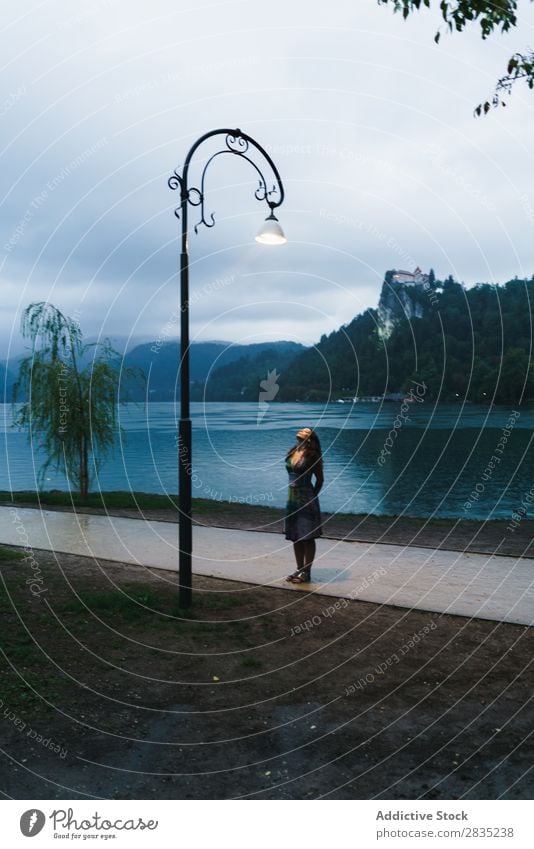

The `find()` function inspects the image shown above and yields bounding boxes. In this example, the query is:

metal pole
[178,185,192,608]
[169,128,285,610]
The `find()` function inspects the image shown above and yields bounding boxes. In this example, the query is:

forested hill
[121,340,305,402]
[210,273,534,404]
[4,340,306,404]
[278,272,534,404]
[6,275,533,405]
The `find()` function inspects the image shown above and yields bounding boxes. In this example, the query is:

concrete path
[2,506,533,626]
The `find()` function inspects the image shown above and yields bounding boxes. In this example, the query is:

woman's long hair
[286,428,323,474]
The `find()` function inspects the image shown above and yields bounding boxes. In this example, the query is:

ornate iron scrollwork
[167,169,183,192]
[225,132,249,154]
[255,180,278,203]
[168,128,284,234]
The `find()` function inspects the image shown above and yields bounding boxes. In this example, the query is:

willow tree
[13,302,143,498]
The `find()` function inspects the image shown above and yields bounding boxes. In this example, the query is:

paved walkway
[2,507,533,625]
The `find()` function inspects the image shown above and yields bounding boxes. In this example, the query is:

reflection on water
[2,402,533,519]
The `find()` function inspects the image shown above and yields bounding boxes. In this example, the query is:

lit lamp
[255,212,287,245]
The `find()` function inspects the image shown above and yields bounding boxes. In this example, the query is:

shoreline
[1,490,533,558]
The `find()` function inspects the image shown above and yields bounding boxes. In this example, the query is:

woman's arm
[313,464,324,496]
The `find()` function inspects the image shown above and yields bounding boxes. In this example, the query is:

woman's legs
[287,539,316,582]
[303,539,316,575]
[286,541,305,581]
[293,541,305,570]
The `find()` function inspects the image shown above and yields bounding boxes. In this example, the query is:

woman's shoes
[286,568,311,584]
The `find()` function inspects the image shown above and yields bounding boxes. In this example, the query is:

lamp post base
[178,417,192,608]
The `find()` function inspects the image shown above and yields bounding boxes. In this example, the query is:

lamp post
[168,128,286,608]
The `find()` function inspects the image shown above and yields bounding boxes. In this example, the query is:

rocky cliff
[377,271,437,339]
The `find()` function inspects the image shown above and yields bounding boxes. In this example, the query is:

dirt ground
[0,506,533,800]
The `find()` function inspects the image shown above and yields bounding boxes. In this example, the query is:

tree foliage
[250,273,534,404]
[378,0,534,113]
[12,302,144,497]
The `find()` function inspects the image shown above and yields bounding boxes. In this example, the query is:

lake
[2,401,533,520]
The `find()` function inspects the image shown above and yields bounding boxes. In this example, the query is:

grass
[0,673,63,711]
[0,489,510,526]
[54,585,245,631]
[195,593,243,611]
[56,586,192,622]
[0,546,25,562]
[241,656,263,669]
[0,578,65,711]
[0,490,181,511]
[0,573,252,716]
[0,489,282,517]
[6,637,36,663]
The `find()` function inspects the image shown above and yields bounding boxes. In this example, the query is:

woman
[284,427,324,584]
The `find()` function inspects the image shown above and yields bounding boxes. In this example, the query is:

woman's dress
[284,452,323,542]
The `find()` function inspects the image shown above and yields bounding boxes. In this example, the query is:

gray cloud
[1,0,534,358]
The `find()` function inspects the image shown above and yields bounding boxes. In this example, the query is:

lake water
[2,401,533,520]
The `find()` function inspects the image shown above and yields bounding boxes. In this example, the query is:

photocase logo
[257,368,280,425]
[20,809,46,837]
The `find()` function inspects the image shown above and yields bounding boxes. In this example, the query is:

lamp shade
[255,213,287,245]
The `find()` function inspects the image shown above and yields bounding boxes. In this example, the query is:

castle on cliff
[378,267,436,340]
[391,267,429,285]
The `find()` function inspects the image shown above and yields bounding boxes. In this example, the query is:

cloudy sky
[2,0,534,357]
